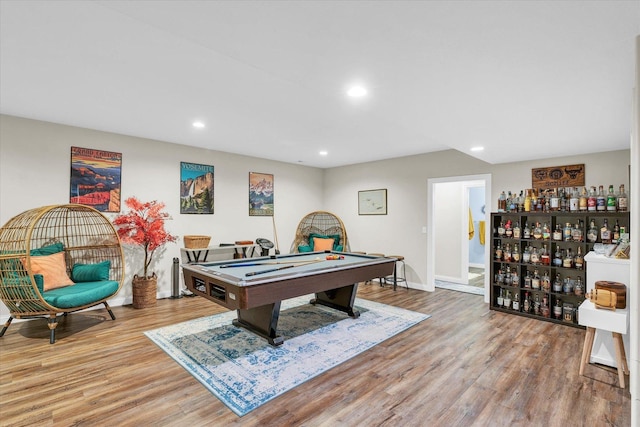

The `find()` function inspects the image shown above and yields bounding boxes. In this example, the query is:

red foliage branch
[113,197,177,278]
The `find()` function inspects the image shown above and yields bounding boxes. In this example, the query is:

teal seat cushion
[1,274,44,296]
[72,260,110,282]
[30,242,64,256]
[305,233,342,251]
[43,280,118,309]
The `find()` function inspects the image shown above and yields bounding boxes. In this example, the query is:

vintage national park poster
[70,146,122,212]
[249,172,274,216]
[180,162,214,214]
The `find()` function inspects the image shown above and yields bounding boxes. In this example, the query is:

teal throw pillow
[308,233,341,250]
[72,260,111,282]
[298,245,313,253]
[30,242,64,256]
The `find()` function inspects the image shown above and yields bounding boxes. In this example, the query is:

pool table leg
[310,283,360,318]
[233,302,284,346]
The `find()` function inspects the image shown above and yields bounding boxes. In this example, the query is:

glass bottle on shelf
[579,187,588,211]
[503,243,512,262]
[495,242,503,260]
[498,191,507,212]
[523,222,531,239]
[503,290,512,309]
[559,188,567,211]
[553,273,563,293]
[572,222,583,242]
[541,271,551,292]
[617,184,628,212]
[522,245,531,263]
[606,185,617,212]
[511,268,519,286]
[541,296,550,318]
[512,243,521,262]
[534,294,541,315]
[497,288,504,307]
[563,222,573,241]
[563,277,574,295]
[587,186,597,212]
[549,189,559,211]
[496,266,505,284]
[554,298,563,319]
[574,246,584,270]
[524,190,532,212]
[512,290,520,311]
[569,188,579,212]
[497,220,505,237]
[596,185,606,211]
[563,249,574,269]
[542,222,551,240]
[531,269,541,290]
[587,219,598,243]
[523,291,531,313]
[600,218,612,244]
[504,267,512,285]
[513,221,521,239]
[533,222,543,240]
[613,220,621,242]
[574,277,584,296]
[540,244,550,265]
[553,224,563,241]
[553,247,563,267]
[505,219,513,238]
[524,271,532,288]
[530,246,540,264]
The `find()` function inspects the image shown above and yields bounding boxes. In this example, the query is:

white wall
[0,114,324,313]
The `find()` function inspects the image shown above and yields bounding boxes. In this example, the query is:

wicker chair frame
[0,204,124,343]
[289,211,350,253]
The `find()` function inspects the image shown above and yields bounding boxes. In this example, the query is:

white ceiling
[1,1,638,168]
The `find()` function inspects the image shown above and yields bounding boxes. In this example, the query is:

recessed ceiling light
[470,146,484,152]
[192,121,205,129]
[346,86,367,98]
[319,151,328,156]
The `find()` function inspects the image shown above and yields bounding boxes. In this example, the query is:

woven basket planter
[132,273,157,308]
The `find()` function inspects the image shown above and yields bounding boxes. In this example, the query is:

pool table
[182,251,395,346]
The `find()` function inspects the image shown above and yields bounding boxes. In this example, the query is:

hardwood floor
[0,285,630,426]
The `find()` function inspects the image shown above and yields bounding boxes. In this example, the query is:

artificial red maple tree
[113,197,177,279]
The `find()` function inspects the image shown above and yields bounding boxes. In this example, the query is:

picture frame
[70,146,122,212]
[249,172,274,216]
[180,162,214,214]
[358,189,387,215]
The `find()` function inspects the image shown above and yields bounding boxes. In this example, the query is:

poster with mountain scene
[249,172,274,216]
[70,146,122,212]
[180,162,214,214]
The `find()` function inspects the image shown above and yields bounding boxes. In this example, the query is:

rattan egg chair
[0,204,124,343]
[289,211,350,253]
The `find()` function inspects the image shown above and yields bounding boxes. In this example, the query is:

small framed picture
[249,172,274,216]
[358,189,387,215]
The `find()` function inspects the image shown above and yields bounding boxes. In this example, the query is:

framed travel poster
[70,146,122,212]
[180,162,214,214]
[358,189,387,215]
[249,172,274,216]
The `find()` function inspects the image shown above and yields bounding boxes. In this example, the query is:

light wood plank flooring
[0,285,630,426]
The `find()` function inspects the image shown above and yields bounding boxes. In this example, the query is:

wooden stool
[366,253,385,285]
[385,255,407,291]
[580,328,630,388]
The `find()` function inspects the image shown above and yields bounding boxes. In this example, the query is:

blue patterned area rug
[144,296,430,416]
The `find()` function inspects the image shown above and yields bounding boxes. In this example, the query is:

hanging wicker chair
[289,211,350,253]
[0,204,124,343]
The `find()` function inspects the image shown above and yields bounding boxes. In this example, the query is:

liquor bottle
[497,220,505,237]
[572,222,583,242]
[574,277,584,296]
[606,185,617,212]
[496,266,504,284]
[498,191,507,212]
[524,190,532,212]
[553,224,563,241]
[534,293,541,315]
[613,220,620,242]
[495,242,503,260]
[553,273,563,293]
[503,243,512,262]
[542,222,550,240]
[530,246,540,264]
[523,291,531,313]
[540,244,550,265]
[511,268,519,286]
[596,185,606,211]
[559,188,567,212]
[533,222,543,240]
[524,270,532,288]
[569,188,579,212]
[523,222,531,239]
[512,291,520,311]
[600,218,612,244]
[506,191,514,212]
[549,189,559,211]
[553,247,563,267]
[503,290,511,309]
[541,296,550,318]
[531,269,541,290]
[512,243,521,262]
[541,271,551,292]
[579,187,588,211]
[513,221,521,239]
[563,277,573,294]
[522,245,531,263]
[563,249,573,269]
[617,185,628,212]
[505,220,513,238]
[563,222,573,242]
[586,219,598,243]
[574,246,584,270]
[504,267,512,285]
[587,186,597,211]
[497,288,504,307]
[554,298,563,319]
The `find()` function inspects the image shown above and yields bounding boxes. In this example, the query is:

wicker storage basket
[184,235,211,248]
[132,274,157,309]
